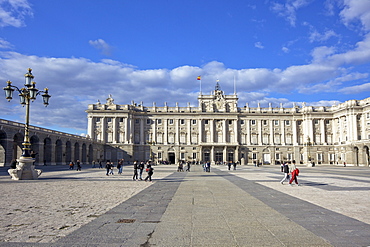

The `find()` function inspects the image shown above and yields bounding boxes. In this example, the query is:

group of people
[69,160,82,171]
[132,160,154,182]
[280,160,300,186]
[177,161,191,172]
[104,159,124,175]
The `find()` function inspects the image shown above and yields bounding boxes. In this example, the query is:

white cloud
[0,38,13,49]
[340,0,370,31]
[2,27,370,133]
[254,41,264,49]
[271,0,311,27]
[338,82,370,94]
[0,0,32,28]
[89,39,113,56]
[309,29,337,43]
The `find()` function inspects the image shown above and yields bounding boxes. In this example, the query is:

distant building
[86,83,370,166]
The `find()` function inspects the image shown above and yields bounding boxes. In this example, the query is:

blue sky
[1,0,370,135]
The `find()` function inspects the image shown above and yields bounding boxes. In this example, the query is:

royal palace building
[86,83,370,166]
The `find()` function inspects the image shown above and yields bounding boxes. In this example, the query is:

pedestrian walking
[144,164,154,182]
[288,160,300,186]
[133,160,138,180]
[105,161,112,176]
[228,161,232,170]
[117,159,123,175]
[280,162,290,184]
[76,160,81,171]
[138,161,145,180]
[99,160,103,169]
[69,161,74,170]
[109,162,114,175]
[185,161,191,172]
[206,162,210,172]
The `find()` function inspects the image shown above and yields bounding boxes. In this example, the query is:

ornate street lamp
[3,68,51,180]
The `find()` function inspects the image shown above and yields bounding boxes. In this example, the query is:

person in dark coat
[144,164,154,182]
[105,161,112,176]
[133,161,138,180]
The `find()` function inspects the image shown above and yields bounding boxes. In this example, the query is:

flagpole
[200,78,202,95]
[234,75,236,95]
[197,76,202,95]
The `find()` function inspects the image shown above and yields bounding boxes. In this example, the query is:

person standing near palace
[144,164,154,182]
[76,160,81,171]
[133,160,138,180]
[138,161,145,180]
[288,160,300,186]
[280,162,290,184]
[105,160,112,176]
[117,159,123,175]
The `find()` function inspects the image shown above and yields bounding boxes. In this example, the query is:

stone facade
[86,84,370,166]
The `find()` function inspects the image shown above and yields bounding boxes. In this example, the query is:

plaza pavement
[0,163,370,246]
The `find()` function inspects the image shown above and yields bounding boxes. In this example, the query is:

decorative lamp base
[8,157,42,180]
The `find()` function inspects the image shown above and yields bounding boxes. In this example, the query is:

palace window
[274,120,279,126]
[285,120,290,125]
[180,119,185,125]
[147,119,151,124]
[169,119,174,125]
[157,119,162,124]
[192,119,197,124]
[251,120,256,125]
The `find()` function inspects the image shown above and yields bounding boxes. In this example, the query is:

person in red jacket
[289,160,300,186]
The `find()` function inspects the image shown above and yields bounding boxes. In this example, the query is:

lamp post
[3,68,51,180]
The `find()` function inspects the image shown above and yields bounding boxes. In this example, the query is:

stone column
[124,117,129,144]
[281,120,285,145]
[234,119,238,143]
[187,119,191,144]
[101,117,106,143]
[320,119,326,144]
[223,119,227,143]
[175,119,179,145]
[270,120,274,145]
[198,119,203,144]
[210,120,214,143]
[87,117,93,139]
[292,120,298,145]
[140,117,144,145]
[164,118,168,144]
[112,117,117,144]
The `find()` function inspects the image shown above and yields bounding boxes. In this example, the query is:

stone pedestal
[8,157,42,180]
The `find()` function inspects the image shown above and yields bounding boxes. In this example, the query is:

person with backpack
[288,160,300,186]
